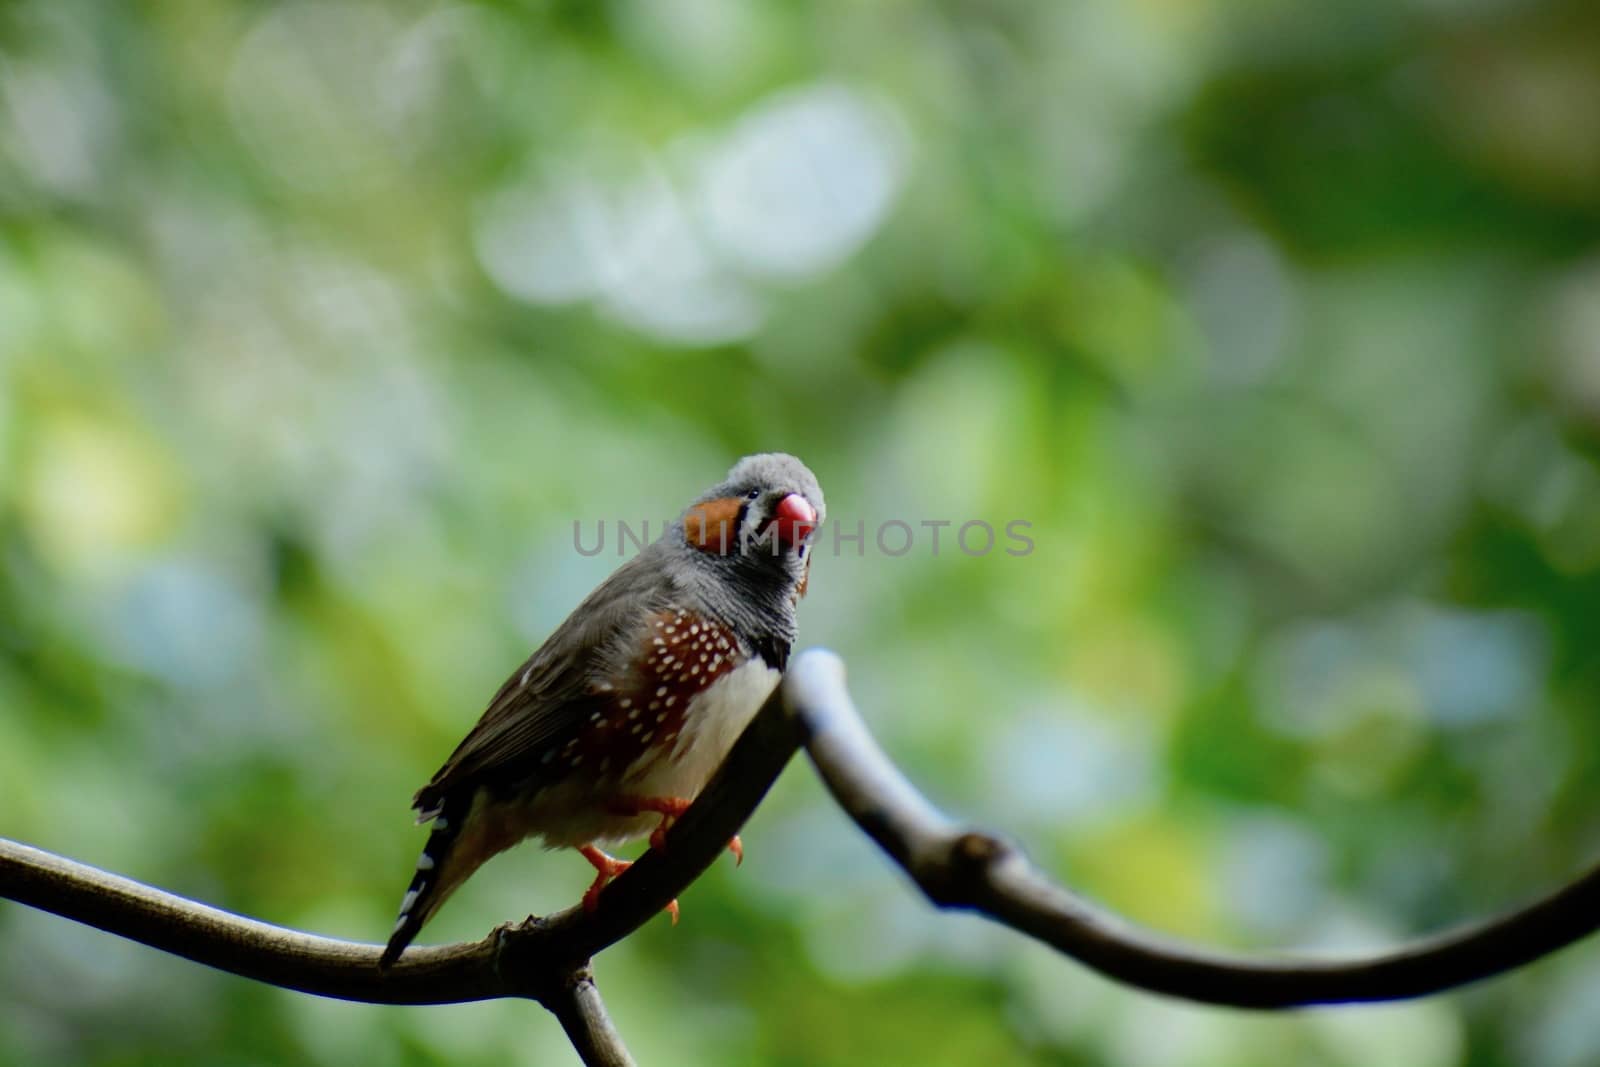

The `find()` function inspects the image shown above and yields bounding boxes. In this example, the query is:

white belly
[528,658,781,848]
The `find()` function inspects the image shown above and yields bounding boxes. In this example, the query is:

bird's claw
[578,844,632,912]
[587,800,738,926]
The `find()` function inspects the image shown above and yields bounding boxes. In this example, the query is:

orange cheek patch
[685,498,743,554]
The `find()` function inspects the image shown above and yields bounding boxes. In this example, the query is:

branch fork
[5,649,1600,1063]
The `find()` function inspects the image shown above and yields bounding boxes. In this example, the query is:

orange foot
[613,795,745,865]
[577,843,679,924]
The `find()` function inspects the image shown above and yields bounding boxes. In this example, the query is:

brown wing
[412,550,674,814]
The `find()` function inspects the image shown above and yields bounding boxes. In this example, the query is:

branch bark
[784,651,1600,1007]
[3,646,1599,1065]
[540,964,638,1067]
[0,679,803,1006]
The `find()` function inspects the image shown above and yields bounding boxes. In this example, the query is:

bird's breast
[521,655,780,849]
[655,656,781,786]
[507,611,783,848]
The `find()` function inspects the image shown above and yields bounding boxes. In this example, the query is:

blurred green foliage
[4,0,1600,1064]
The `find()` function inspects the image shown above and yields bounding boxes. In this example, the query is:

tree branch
[0,677,803,1005]
[783,650,1600,1007]
[540,963,639,1067]
[3,644,1599,1064]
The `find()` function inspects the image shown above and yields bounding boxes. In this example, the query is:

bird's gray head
[680,452,825,566]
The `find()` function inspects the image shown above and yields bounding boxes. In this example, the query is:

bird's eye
[746,488,761,500]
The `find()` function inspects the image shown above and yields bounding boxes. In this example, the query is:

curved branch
[784,650,1600,1007]
[3,646,1599,1023]
[542,964,638,1067]
[0,837,498,1004]
[0,678,805,1005]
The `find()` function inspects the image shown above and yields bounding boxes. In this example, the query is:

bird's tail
[380,792,473,968]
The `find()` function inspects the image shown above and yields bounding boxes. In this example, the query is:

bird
[379,452,824,967]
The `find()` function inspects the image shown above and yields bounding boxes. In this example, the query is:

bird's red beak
[771,493,818,548]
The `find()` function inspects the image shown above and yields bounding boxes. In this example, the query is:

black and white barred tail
[380,794,469,968]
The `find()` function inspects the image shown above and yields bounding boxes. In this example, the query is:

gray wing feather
[412,548,675,811]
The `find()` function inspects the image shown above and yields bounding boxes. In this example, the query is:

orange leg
[577,845,631,913]
[611,795,691,851]
[577,844,679,924]
[614,795,744,864]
